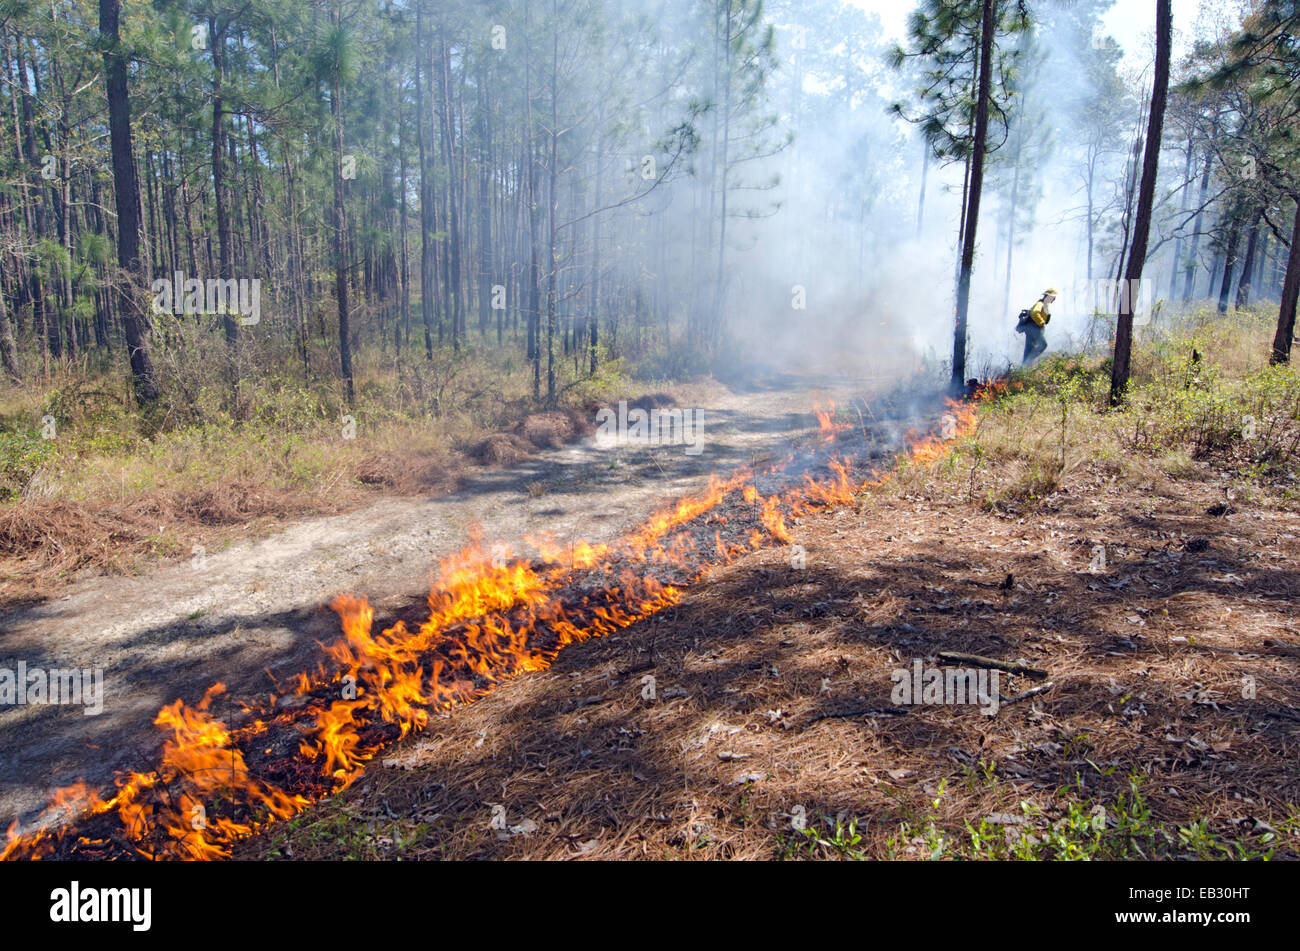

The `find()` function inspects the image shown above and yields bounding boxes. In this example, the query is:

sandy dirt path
[0,376,873,830]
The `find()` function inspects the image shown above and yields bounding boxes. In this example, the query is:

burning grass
[2,386,967,860]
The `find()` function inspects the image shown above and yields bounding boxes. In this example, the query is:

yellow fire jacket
[1029,299,1051,328]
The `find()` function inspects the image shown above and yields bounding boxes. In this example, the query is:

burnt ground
[239,455,1300,860]
[0,374,876,835]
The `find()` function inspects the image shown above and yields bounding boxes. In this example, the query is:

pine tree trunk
[1170,137,1194,298]
[1269,197,1300,365]
[1217,220,1242,314]
[438,33,463,354]
[524,0,541,400]
[1183,137,1215,303]
[100,0,160,404]
[398,108,410,356]
[210,16,238,349]
[951,0,996,392]
[330,9,353,405]
[1256,231,1271,301]
[589,133,602,376]
[712,0,734,355]
[415,4,435,360]
[284,153,309,377]
[1235,212,1261,310]
[477,72,492,342]
[1110,0,1171,406]
[0,274,18,379]
[545,13,559,402]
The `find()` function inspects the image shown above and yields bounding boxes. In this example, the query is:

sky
[848,0,1212,75]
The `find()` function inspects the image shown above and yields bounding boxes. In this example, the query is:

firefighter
[1017,287,1056,366]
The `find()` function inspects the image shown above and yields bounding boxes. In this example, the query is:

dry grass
[0,346,674,603]
[0,480,344,600]
[470,433,537,467]
[511,409,596,449]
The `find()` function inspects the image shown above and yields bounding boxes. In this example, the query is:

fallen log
[1000,681,1055,706]
[806,706,910,725]
[938,651,1049,680]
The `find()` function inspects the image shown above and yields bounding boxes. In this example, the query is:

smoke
[634,0,1160,383]
[497,0,1194,389]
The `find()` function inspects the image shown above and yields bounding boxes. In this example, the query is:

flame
[815,401,854,444]
[3,393,983,860]
[972,379,1023,402]
[905,399,978,468]
[5,684,312,860]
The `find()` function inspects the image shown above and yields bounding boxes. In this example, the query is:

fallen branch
[938,651,1049,680]
[1000,681,1055,706]
[806,706,910,725]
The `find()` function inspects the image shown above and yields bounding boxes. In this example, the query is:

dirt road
[0,376,874,831]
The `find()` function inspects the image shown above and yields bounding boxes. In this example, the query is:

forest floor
[238,314,1300,861]
[239,426,1300,860]
[0,372,868,835]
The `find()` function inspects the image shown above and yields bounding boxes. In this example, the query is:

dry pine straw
[244,463,1300,861]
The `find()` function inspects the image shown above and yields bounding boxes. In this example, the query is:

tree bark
[398,103,410,356]
[1110,0,1171,406]
[477,70,493,342]
[524,0,541,400]
[546,10,559,402]
[330,8,353,404]
[1269,196,1300,365]
[713,2,734,355]
[951,0,996,392]
[1183,136,1215,303]
[589,132,603,375]
[210,16,238,348]
[415,3,435,360]
[1217,219,1241,314]
[99,0,160,404]
[438,33,463,354]
[1235,211,1261,310]
[0,274,18,379]
[1169,136,1194,298]
[284,152,309,377]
